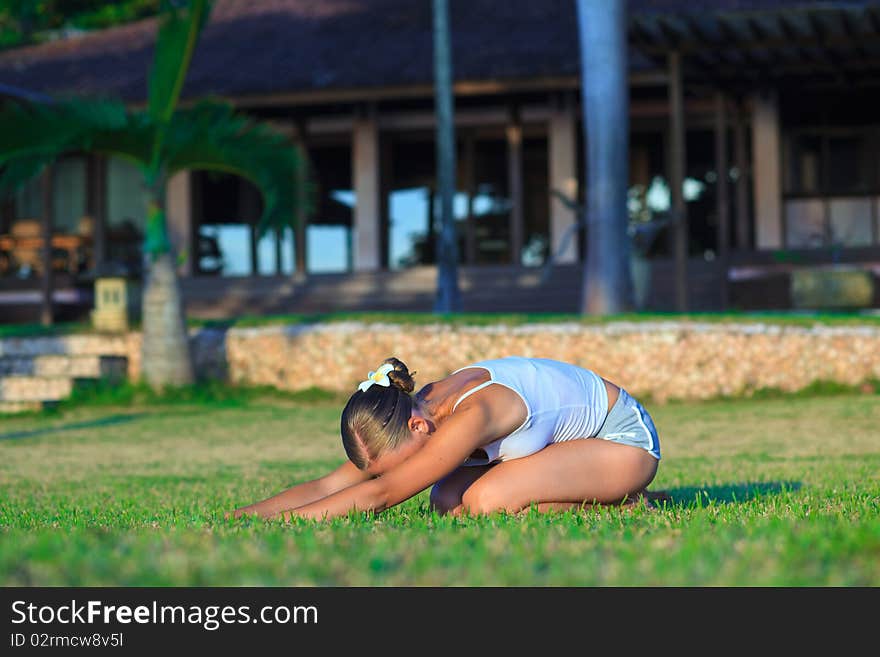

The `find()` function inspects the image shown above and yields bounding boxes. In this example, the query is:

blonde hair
[340,357,416,469]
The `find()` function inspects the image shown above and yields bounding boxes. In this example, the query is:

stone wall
[3,321,879,403]
[222,321,880,402]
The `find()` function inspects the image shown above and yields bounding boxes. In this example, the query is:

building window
[383,128,548,270]
[783,127,880,248]
[106,156,148,276]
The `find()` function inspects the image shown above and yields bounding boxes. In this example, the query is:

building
[1,0,879,321]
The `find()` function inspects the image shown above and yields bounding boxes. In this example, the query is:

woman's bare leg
[429,464,493,515]
[457,439,660,515]
[431,465,495,515]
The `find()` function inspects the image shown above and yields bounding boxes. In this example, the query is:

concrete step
[0,400,45,414]
[0,376,74,403]
[0,334,131,358]
[0,354,127,379]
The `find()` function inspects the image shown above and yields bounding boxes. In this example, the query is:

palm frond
[148,0,211,124]
[0,97,128,161]
[0,97,151,197]
[163,99,312,235]
[0,155,52,198]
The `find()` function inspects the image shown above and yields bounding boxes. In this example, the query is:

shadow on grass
[656,481,803,508]
[0,413,144,441]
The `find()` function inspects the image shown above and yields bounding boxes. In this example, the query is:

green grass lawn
[1,390,878,586]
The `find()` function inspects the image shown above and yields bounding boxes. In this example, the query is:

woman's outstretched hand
[224,506,258,520]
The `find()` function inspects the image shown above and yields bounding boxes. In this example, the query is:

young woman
[230,356,664,521]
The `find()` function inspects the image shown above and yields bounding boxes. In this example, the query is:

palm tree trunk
[140,196,194,388]
[576,0,633,314]
[432,0,462,313]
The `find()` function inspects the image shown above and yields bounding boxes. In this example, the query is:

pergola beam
[777,13,819,76]
[635,24,880,55]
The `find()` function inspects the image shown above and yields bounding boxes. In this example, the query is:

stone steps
[0,349,129,411]
[0,400,45,414]
[0,354,127,378]
[0,375,74,402]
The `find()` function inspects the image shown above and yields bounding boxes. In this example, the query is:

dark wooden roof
[0,0,878,104]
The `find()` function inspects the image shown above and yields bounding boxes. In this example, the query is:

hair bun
[382,357,415,394]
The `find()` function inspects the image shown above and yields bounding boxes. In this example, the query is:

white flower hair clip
[357,363,395,392]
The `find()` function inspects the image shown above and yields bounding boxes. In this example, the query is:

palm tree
[432,0,462,313]
[0,0,307,387]
[575,0,633,314]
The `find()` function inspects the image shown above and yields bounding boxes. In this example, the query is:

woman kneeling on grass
[230,356,665,521]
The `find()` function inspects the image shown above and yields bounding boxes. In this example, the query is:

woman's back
[452,356,610,464]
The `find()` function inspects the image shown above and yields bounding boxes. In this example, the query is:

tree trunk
[576,0,633,314]
[141,194,194,388]
[141,251,194,387]
[432,0,462,313]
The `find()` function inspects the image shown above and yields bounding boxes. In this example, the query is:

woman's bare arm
[271,404,498,521]
[229,460,372,519]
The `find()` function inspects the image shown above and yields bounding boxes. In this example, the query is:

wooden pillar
[248,225,259,275]
[751,91,783,249]
[353,112,382,271]
[239,176,261,275]
[548,93,579,264]
[507,106,524,265]
[274,228,283,275]
[379,134,393,269]
[40,165,54,326]
[715,91,730,309]
[294,138,309,276]
[291,119,309,276]
[668,51,688,312]
[734,108,750,249]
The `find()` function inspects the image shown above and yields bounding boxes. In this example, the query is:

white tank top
[451,356,609,466]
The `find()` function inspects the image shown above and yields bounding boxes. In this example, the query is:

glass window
[783,127,879,247]
[828,197,873,247]
[14,175,42,220]
[785,199,826,248]
[106,156,149,276]
[52,156,87,234]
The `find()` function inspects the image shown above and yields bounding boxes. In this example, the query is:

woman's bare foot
[618,489,672,511]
